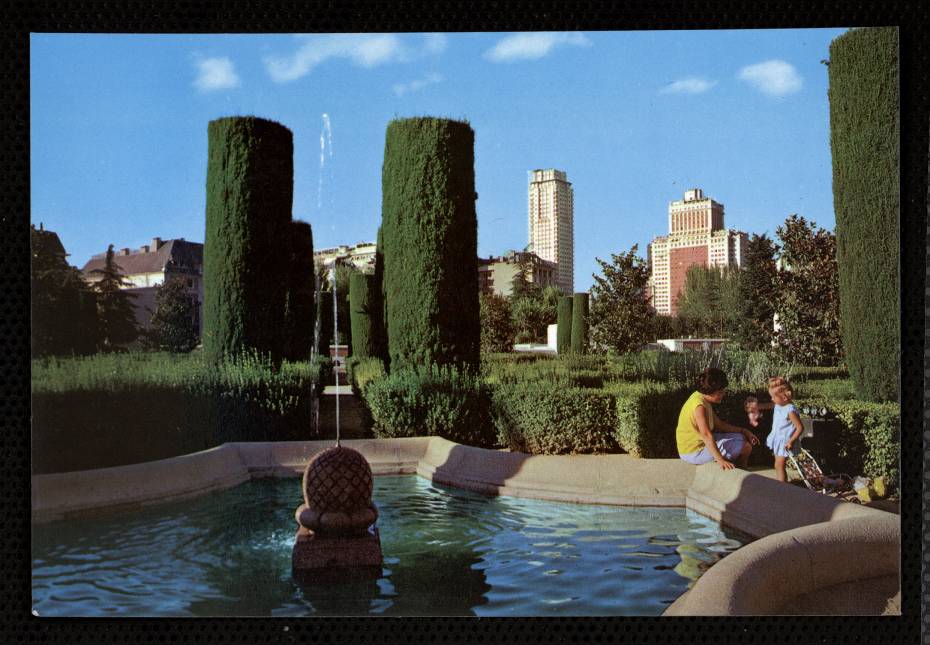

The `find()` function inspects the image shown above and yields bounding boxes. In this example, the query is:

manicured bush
[373,225,389,366]
[283,220,316,361]
[557,296,573,354]
[203,116,294,363]
[362,365,494,446]
[571,292,589,353]
[611,382,690,458]
[381,117,480,372]
[491,385,617,454]
[346,356,386,395]
[31,351,320,474]
[348,273,376,359]
[828,27,899,402]
[316,289,334,358]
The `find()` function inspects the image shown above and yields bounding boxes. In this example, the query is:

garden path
[316,367,372,441]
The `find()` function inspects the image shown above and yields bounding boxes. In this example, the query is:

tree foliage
[677,265,741,337]
[829,27,899,402]
[349,272,377,358]
[144,276,199,353]
[480,293,514,353]
[588,245,655,354]
[556,296,573,353]
[772,214,843,366]
[732,234,779,351]
[571,292,589,353]
[510,285,559,344]
[91,244,139,350]
[283,220,316,361]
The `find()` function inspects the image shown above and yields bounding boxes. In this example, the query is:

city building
[647,188,748,316]
[528,169,574,294]
[478,250,558,298]
[81,237,203,332]
[314,241,377,273]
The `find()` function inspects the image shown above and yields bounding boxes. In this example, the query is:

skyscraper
[648,188,747,316]
[528,169,574,294]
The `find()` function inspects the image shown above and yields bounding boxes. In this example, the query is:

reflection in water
[32,476,749,616]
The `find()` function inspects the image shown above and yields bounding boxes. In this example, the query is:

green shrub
[611,382,690,458]
[31,351,320,474]
[571,293,589,353]
[829,27,899,403]
[479,293,514,354]
[793,378,857,401]
[203,116,293,363]
[284,220,316,361]
[491,385,617,454]
[556,296,573,354]
[348,273,376,359]
[347,356,386,395]
[362,365,494,446]
[381,117,480,372]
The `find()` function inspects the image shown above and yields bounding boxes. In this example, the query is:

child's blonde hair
[767,376,794,401]
[743,395,759,411]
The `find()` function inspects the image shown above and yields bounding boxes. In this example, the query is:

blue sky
[31,29,848,292]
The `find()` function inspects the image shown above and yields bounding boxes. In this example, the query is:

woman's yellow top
[676,391,714,455]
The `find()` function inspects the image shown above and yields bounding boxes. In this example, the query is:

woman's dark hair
[696,367,728,394]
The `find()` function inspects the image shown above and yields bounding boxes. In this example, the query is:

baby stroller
[787,447,856,499]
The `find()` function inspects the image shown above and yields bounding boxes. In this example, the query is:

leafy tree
[510,296,552,343]
[91,244,139,350]
[480,293,514,353]
[677,265,741,337]
[588,245,655,354]
[31,226,97,356]
[771,215,843,366]
[144,276,199,353]
[733,234,779,351]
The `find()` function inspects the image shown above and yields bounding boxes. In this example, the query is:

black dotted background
[2,1,926,643]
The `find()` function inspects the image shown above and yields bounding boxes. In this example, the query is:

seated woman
[676,367,760,470]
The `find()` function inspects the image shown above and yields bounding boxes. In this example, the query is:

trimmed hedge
[491,385,617,455]
[284,220,316,361]
[346,356,386,396]
[316,289,334,358]
[203,116,293,363]
[557,296,573,354]
[362,365,494,447]
[349,273,376,359]
[611,382,689,458]
[571,293,589,354]
[829,27,899,402]
[381,117,480,372]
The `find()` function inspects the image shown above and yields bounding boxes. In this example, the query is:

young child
[744,395,763,428]
[763,377,805,483]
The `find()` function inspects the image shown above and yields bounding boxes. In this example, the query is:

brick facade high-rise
[648,188,747,316]
[528,169,574,294]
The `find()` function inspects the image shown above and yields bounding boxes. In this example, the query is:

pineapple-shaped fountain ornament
[292,263,382,582]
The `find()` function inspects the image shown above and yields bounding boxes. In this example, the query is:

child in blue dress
[763,377,805,482]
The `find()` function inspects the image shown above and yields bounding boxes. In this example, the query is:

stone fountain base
[292,525,383,570]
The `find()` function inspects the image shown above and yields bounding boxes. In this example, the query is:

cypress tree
[203,116,293,363]
[571,292,589,354]
[373,225,388,365]
[317,288,334,359]
[92,244,140,350]
[381,117,480,372]
[348,272,376,358]
[828,27,899,402]
[284,220,315,361]
[557,296,573,354]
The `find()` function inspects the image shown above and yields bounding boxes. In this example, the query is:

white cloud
[193,57,240,92]
[393,72,444,96]
[738,59,803,96]
[484,32,591,62]
[660,77,718,95]
[265,33,445,83]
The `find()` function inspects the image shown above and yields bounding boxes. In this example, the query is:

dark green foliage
[491,385,617,454]
[557,296,573,354]
[31,351,320,474]
[571,292,589,353]
[479,293,514,353]
[828,27,899,402]
[677,266,741,337]
[588,246,654,354]
[316,289,334,357]
[144,276,199,353]
[203,116,293,363]
[373,225,389,366]
[381,117,480,372]
[362,365,494,446]
[92,244,140,350]
[772,215,843,366]
[30,226,98,356]
[651,315,701,341]
[612,382,690,457]
[349,272,376,358]
[346,356,386,395]
[283,220,315,361]
[733,234,779,350]
[331,264,357,349]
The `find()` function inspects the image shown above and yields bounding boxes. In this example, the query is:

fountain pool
[32,475,750,617]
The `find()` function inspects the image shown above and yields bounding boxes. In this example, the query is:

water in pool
[32,476,749,616]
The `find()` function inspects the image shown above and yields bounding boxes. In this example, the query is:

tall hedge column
[828,27,899,402]
[349,273,376,359]
[571,293,589,354]
[284,220,315,361]
[557,296,573,354]
[203,116,293,363]
[381,117,480,371]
